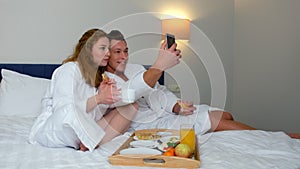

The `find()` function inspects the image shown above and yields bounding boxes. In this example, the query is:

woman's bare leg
[79,142,89,151]
[97,103,138,144]
[79,103,138,151]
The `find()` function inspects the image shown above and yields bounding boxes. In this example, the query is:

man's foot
[287,133,300,139]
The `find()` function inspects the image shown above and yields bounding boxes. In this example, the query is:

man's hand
[152,41,181,71]
[173,100,196,115]
[144,41,182,88]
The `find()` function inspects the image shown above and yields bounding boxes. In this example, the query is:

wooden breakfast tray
[108,129,200,168]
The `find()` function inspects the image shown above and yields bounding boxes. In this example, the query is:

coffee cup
[122,89,135,103]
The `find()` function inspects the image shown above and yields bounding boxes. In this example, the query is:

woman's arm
[86,80,121,113]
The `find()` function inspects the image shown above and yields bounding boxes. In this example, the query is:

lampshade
[162,18,190,40]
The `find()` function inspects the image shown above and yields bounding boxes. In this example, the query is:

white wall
[233,0,300,133]
[0,0,234,109]
[0,0,145,63]
[1,0,298,133]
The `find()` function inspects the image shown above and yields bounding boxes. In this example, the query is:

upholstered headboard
[0,64,60,80]
[0,64,164,85]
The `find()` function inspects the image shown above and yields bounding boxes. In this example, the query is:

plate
[119,148,162,155]
[160,136,179,142]
[158,136,180,152]
[130,140,158,149]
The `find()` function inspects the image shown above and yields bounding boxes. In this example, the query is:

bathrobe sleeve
[124,64,178,113]
[107,64,155,107]
[123,64,159,98]
[145,83,179,114]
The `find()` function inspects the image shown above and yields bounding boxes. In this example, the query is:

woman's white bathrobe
[29,62,153,151]
[107,63,221,135]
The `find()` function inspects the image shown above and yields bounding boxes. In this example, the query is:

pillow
[0,69,50,116]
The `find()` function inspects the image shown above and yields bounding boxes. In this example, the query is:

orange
[163,147,175,156]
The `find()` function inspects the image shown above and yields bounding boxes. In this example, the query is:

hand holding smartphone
[166,33,175,49]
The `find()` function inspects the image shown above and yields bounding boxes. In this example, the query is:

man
[106,30,300,138]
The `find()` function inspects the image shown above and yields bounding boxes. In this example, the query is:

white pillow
[0,69,50,116]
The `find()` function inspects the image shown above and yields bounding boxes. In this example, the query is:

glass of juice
[180,124,195,153]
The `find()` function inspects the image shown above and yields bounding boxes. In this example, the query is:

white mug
[122,89,135,103]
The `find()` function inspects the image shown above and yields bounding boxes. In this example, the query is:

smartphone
[166,33,175,49]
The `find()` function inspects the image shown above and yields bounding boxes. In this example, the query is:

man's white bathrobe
[29,62,153,151]
[107,63,221,135]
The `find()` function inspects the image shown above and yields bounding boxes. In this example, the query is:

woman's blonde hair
[63,28,108,87]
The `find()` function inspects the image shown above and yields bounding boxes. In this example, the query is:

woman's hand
[173,100,196,115]
[95,79,121,104]
[152,40,182,71]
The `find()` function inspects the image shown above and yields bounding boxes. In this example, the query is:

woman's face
[92,37,110,66]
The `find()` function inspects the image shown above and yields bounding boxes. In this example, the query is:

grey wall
[233,0,300,133]
[0,0,234,108]
[0,0,299,133]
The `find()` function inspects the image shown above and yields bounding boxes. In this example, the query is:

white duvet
[1,115,300,169]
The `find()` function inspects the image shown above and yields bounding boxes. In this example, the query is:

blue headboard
[0,64,164,85]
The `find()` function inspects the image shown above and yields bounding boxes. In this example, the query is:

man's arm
[143,41,181,88]
[143,68,163,88]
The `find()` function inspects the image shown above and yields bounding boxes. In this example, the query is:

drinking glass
[180,124,195,153]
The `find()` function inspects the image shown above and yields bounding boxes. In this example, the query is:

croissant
[177,100,189,109]
[102,73,110,83]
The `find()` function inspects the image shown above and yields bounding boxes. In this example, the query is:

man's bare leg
[209,111,300,139]
[287,133,300,139]
[209,111,256,132]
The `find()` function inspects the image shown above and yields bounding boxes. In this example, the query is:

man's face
[107,39,128,73]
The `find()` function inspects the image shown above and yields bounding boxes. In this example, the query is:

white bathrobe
[106,63,221,135]
[29,62,153,151]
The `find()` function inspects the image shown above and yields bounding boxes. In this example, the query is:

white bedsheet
[0,115,300,169]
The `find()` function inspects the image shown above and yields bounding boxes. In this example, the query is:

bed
[1,63,300,169]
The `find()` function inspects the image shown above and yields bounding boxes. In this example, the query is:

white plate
[160,136,179,142]
[130,140,158,148]
[158,136,180,152]
[119,148,162,155]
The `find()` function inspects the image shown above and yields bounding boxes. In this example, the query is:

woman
[29,29,138,151]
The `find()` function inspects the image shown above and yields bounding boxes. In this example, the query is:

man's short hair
[108,30,125,41]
